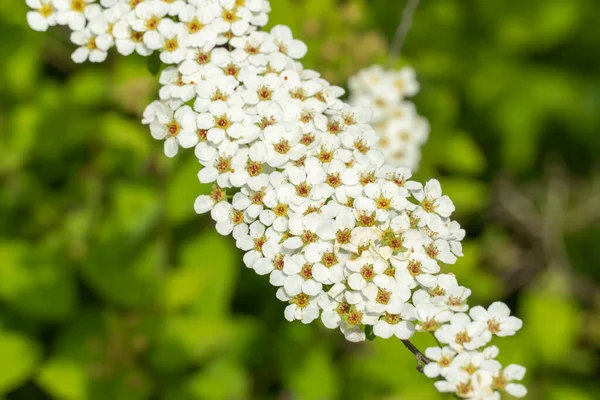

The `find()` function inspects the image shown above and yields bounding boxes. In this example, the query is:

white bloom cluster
[349,65,429,170]
[25,1,527,397]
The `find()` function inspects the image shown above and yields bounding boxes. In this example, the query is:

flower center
[354,138,370,154]
[320,252,338,268]
[299,110,314,123]
[215,156,232,174]
[488,319,501,334]
[493,375,507,390]
[187,18,203,33]
[246,160,263,177]
[300,132,315,146]
[456,382,472,397]
[336,228,351,244]
[295,181,311,197]
[223,63,239,77]
[164,38,179,52]
[87,38,97,50]
[384,313,400,324]
[214,114,232,130]
[273,253,284,270]
[273,139,290,154]
[230,210,244,225]
[300,264,313,280]
[357,211,376,227]
[273,203,288,217]
[327,120,341,134]
[146,16,160,30]
[347,310,363,325]
[420,318,439,332]
[360,264,375,281]
[211,88,228,102]
[244,43,259,54]
[166,121,180,136]
[455,330,471,345]
[292,293,309,308]
[71,0,85,12]
[289,88,307,101]
[39,3,54,17]
[300,231,317,245]
[253,235,267,253]
[359,172,375,186]
[407,260,422,276]
[317,148,333,163]
[422,198,437,213]
[326,173,341,187]
[376,289,391,304]
[384,266,396,277]
[222,9,239,22]
[375,195,391,210]
[131,31,144,43]
[209,186,226,202]
[257,85,272,100]
[196,51,210,64]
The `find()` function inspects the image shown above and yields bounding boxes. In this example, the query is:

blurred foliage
[1,0,600,399]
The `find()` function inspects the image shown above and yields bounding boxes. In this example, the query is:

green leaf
[146,52,162,76]
[37,358,86,400]
[522,280,581,364]
[160,231,237,314]
[364,324,376,341]
[287,347,339,400]
[166,359,249,400]
[0,330,41,395]
[442,132,486,175]
[0,242,76,320]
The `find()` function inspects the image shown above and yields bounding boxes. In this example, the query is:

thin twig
[388,0,421,66]
[401,339,431,373]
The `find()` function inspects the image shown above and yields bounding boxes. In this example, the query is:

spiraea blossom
[348,65,429,170]
[25,0,526,398]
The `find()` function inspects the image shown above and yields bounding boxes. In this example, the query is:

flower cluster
[25,0,527,397]
[349,65,429,170]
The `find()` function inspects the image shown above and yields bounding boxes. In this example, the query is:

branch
[388,0,421,66]
[401,339,431,373]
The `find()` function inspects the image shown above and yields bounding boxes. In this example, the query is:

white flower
[194,74,241,111]
[70,28,109,63]
[159,67,197,102]
[214,0,252,38]
[210,200,250,239]
[154,19,188,64]
[55,0,100,31]
[423,346,457,378]
[112,20,153,56]
[26,0,57,31]
[372,302,415,339]
[282,254,323,296]
[302,240,344,285]
[194,185,227,215]
[269,25,307,59]
[435,313,488,352]
[279,290,321,324]
[412,179,455,219]
[483,363,527,398]
[392,250,440,288]
[147,103,195,157]
[130,1,170,49]
[469,302,523,339]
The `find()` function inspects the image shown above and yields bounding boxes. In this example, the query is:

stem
[387,0,421,67]
[401,339,431,373]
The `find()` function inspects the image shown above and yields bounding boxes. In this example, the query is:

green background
[1,0,600,399]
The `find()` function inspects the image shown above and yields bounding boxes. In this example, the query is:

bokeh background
[1,0,600,399]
